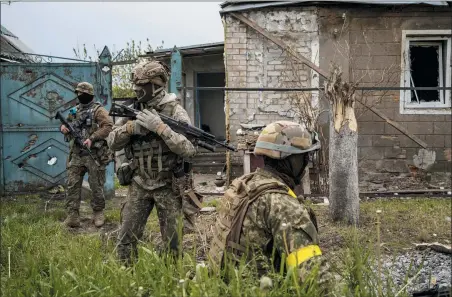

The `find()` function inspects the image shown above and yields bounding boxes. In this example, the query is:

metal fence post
[170,46,182,97]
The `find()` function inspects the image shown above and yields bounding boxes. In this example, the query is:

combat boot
[93,210,105,227]
[64,213,81,228]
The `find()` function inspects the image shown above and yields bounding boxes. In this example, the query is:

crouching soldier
[208,121,332,293]
[107,60,197,265]
[60,82,113,228]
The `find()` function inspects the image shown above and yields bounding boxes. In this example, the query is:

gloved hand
[125,120,149,135]
[136,109,165,134]
[133,120,149,135]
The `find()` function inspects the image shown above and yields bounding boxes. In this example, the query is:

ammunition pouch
[116,161,137,186]
[78,149,91,157]
[92,140,104,150]
[173,161,193,178]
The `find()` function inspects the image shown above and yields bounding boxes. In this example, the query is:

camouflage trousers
[66,154,106,214]
[117,179,183,265]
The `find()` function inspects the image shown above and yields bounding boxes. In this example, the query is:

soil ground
[10,172,450,262]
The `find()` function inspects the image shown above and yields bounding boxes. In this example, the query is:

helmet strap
[151,83,164,97]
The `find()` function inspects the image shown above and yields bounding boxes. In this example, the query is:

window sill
[400,107,452,115]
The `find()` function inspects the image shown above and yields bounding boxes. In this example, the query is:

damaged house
[143,0,451,191]
[218,0,452,190]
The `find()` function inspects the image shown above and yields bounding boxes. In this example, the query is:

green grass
[1,196,449,297]
[114,176,127,190]
[202,199,219,208]
[313,198,451,253]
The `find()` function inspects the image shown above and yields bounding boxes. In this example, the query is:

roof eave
[219,1,450,14]
[143,42,225,58]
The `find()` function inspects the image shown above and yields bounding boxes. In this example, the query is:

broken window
[400,31,451,114]
[409,41,443,103]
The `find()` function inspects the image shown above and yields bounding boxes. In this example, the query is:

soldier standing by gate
[107,60,197,265]
[60,82,113,228]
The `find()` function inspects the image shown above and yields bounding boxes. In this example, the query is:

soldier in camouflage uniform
[60,82,113,228]
[107,60,197,265]
[208,121,331,292]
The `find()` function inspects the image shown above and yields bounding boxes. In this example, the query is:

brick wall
[223,7,320,164]
[224,5,451,175]
[224,7,319,137]
[327,6,452,174]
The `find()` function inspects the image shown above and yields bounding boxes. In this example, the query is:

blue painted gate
[0,47,114,198]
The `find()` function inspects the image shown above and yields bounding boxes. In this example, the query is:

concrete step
[192,152,226,162]
[192,162,242,176]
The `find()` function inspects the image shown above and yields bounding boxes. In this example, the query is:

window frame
[400,30,452,115]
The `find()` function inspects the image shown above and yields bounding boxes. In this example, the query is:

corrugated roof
[0,25,17,38]
[220,0,451,13]
[144,41,224,58]
[1,25,35,62]
[2,34,35,54]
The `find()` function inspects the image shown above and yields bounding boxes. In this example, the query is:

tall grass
[0,196,440,297]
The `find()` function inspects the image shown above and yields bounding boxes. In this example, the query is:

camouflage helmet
[75,82,94,96]
[254,121,320,159]
[131,60,169,87]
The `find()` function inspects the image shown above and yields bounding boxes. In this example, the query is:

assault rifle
[55,111,100,166]
[109,102,236,153]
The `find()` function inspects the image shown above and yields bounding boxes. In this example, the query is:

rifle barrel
[110,103,237,152]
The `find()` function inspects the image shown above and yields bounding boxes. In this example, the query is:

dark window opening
[409,42,442,103]
[196,72,226,141]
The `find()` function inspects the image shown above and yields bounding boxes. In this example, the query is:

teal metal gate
[0,47,114,198]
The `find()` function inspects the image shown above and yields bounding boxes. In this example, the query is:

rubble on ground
[359,172,451,192]
[381,250,452,294]
[236,123,265,151]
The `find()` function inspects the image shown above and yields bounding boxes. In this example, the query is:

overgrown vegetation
[1,196,450,296]
[73,39,164,98]
[313,198,451,253]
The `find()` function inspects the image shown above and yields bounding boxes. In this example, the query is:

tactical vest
[208,170,295,270]
[69,102,103,154]
[128,97,182,187]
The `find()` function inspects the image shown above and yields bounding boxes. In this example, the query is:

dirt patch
[66,217,120,236]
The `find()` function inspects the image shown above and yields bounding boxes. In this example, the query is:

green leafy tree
[73,39,164,98]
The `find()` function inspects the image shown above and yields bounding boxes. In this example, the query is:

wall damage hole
[5,156,11,160]
[17,123,23,127]
[18,162,24,168]
[21,134,39,152]
[409,41,444,103]
[47,156,58,166]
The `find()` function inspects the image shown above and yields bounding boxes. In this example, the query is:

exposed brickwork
[224,8,319,145]
[319,5,452,174]
[223,4,452,175]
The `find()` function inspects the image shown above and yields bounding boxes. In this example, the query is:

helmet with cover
[253,121,320,159]
[131,60,169,103]
[75,82,94,96]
